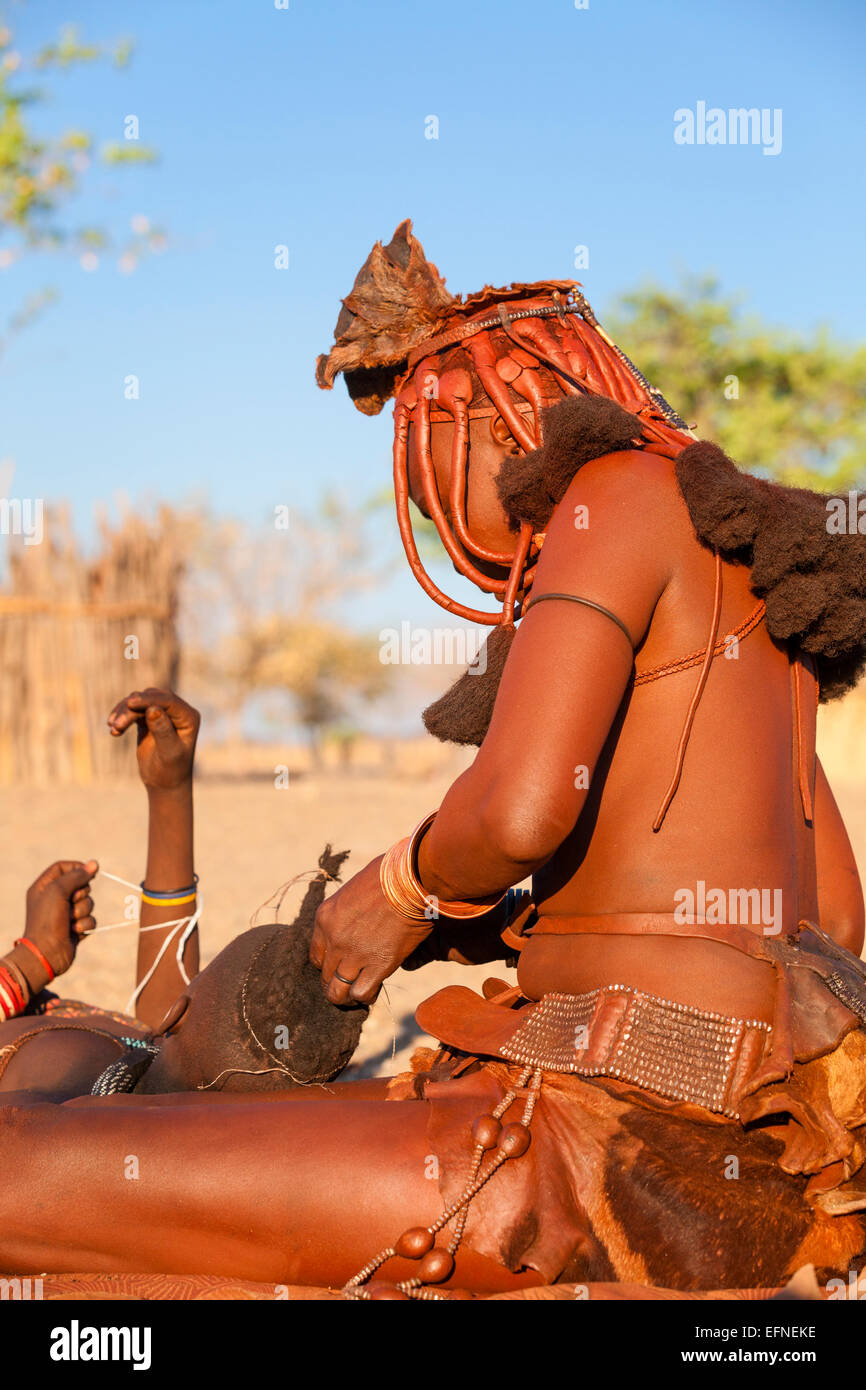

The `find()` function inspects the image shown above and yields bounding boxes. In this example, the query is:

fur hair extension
[423,623,516,746]
[675,442,866,702]
[496,394,648,531]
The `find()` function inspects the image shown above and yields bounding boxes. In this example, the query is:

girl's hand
[107,689,200,792]
[22,859,99,981]
[309,856,434,1005]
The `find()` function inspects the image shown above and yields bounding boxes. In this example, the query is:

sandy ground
[3,703,865,1080]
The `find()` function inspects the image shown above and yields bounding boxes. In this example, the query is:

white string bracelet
[90,868,202,1010]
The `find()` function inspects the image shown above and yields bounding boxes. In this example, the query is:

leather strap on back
[790,649,819,923]
[530,911,799,956]
[652,552,724,831]
[791,650,818,824]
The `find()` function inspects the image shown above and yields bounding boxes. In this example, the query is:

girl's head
[135,921,368,1094]
[92,848,368,1097]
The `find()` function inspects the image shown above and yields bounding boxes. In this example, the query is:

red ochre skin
[0,418,863,1289]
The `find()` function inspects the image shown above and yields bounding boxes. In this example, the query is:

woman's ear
[490,414,514,446]
[152,994,191,1038]
[490,414,521,454]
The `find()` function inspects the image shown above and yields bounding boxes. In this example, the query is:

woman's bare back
[523,463,806,1018]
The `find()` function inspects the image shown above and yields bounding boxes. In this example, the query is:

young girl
[0,689,367,1103]
[0,689,200,1097]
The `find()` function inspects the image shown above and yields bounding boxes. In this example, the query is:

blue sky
[2,0,864,630]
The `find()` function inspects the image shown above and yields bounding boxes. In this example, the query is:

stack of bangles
[140,875,199,911]
[0,938,56,1021]
[379,813,504,921]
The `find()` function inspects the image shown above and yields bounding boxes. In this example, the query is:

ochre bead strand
[341,1066,540,1301]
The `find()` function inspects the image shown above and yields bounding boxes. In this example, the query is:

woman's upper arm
[470,453,674,842]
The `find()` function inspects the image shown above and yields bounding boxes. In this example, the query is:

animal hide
[675,442,866,702]
[315,219,455,416]
[496,393,648,530]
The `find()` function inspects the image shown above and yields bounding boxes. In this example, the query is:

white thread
[124,921,186,1015]
[174,897,203,987]
[97,870,142,893]
[92,868,202,1008]
[88,915,194,936]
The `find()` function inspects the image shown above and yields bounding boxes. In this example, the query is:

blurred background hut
[0,504,183,783]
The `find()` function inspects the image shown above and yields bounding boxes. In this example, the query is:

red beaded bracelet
[0,967,24,1019]
[3,965,26,1012]
[14,937,55,983]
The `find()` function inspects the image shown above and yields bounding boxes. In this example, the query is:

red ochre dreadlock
[316,219,693,627]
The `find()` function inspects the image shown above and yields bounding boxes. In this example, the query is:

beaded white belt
[499,984,773,1118]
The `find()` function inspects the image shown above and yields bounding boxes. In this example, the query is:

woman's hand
[21,859,99,983]
[108,689,200,792]
[309,857,434,1005]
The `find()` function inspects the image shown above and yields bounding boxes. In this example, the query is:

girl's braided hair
[234,846,369,1087]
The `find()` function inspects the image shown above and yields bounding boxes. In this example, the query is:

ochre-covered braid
[317,221,694,628]
[393,293,692,627]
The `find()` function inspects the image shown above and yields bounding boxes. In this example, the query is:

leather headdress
[316,219,694,627]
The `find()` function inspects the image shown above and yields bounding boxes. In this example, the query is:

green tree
[0,18,162,354]
[607,276,866,490]
[233,615,388,765]
[181,498,391,760]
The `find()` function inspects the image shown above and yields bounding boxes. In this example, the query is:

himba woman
[2,222,865,1298]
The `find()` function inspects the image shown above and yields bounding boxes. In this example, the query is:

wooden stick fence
[0,503,183,784]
